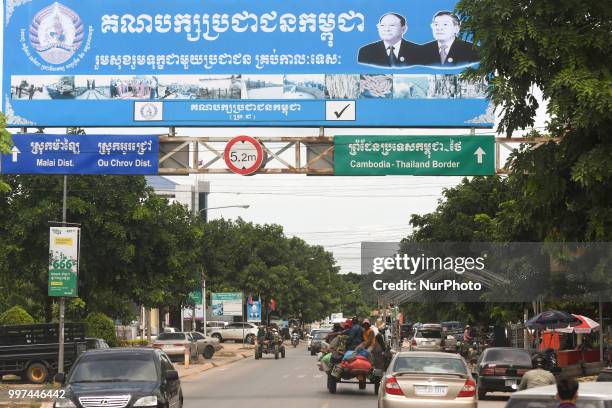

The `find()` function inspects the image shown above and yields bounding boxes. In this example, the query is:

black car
[475,347,532,400]
[53,348,182,408]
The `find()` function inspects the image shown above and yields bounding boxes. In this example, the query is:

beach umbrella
[526,310,582,330]
[555,314,600,334]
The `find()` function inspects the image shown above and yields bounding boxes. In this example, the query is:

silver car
[153,332,198,361]
[190,331,223,359]
[378,351,477,408]
[409,324,445,352]
[506,382,612,408]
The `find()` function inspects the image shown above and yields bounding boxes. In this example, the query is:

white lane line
[297,374,305,379]
[282,374,290,379]
[314,374,323,378]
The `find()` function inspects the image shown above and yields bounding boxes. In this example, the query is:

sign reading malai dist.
[334,135,495,176]
[48,227,80,297]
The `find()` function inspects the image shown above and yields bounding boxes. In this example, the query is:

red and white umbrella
[555,314,600,334]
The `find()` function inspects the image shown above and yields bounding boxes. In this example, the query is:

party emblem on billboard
[29,2,84,65]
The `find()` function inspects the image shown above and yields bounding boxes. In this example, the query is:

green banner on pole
[48,227,80,297]
[334,135,495,176]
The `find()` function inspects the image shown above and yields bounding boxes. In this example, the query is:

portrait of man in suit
[357,13,421,68]
[420,11,480,66]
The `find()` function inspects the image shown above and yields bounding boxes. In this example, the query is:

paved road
[181,344,509,408]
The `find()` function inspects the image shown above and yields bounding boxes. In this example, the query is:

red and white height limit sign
[224,135,266,175]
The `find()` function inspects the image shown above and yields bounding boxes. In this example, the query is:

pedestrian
[518,356,556,390]
[556,377,579,408]
[28,84,35,100]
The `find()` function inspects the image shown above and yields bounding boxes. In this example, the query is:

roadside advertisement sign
[334,135,495,176]
[3,0,492,127]
[247,300,262,323]
[48,227,80,297]
[211,292,243,317]
[0,134,159,175]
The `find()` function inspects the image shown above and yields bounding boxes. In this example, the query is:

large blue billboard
[2,0,493,128]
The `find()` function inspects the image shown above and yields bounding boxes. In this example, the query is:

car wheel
[327,374,337,394]
[274,346,279,360]
[245,334,255,344]
[203,346,214,359]
[25,362,48,384]
[281,347,286,358]
[212,333,223,342]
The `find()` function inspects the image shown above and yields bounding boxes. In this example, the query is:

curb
[178,354,250,378]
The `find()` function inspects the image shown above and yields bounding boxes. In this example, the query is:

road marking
[297,374,305,379]
[320,403,329,408]
[314,374,323,378]
[282,374,290,379]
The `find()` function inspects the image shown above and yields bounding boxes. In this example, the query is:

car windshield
[483,349,531,365]
[70,355,158,383]
[416,330,442,338]
[393,356,467,375]
[157,333,186,341]
[506,400,608,408]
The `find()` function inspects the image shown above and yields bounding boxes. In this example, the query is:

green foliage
[0,113,12,193]
[0,305,35,324]
[85,312,117,347]
[117,339,149,347]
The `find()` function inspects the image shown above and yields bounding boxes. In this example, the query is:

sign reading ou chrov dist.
[48,227,80,297]
[3,0,492,128]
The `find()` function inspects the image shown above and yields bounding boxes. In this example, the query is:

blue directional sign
[0,134,159,174]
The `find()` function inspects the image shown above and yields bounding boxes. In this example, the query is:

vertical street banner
[247,300,262,322]
[48,227,80,297]
[211,292,243,317]
[2,0,493,127]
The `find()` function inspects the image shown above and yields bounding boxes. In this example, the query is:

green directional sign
[189,290,202,304]
[334,136,495,176]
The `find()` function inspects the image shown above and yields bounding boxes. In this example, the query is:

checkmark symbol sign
[334,103,351,119]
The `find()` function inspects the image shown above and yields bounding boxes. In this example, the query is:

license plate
[162,345,173,349]
[414,385,447,396]
[505,380,517,387]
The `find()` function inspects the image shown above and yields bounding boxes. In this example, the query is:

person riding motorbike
[518,356,557,390]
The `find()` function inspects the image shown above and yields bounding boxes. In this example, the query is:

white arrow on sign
[474,147,485,164]
[11,146,20,162]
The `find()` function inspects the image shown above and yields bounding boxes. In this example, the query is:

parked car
[409,323,445,352]
[85,338,110,350]
[189,331,222,359]
[53,348,182,408]
[209,322,258,344]
[474,347,532,400]
[152,332,198,361]
[378,351,477,408]
[506,382,612,408]
[309,329,332,356]
[205,321,228,335]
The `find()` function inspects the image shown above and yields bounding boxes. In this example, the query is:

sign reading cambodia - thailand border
[3,0,493,128]
[334,135,495,176]
[48,227,80,297]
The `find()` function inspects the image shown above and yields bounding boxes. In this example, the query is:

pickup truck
[0,323,87,383]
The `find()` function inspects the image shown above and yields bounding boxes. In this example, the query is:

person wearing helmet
[463,325,473,342]
[518,356,556,390]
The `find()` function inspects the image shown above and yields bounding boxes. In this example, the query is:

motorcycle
[291,332,300,348]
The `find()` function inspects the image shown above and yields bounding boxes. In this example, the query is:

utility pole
[58,175,67,374]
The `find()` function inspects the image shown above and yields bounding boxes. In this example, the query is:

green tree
[0,113,12,193]
[85,312,118,347]
[0,305,35,324]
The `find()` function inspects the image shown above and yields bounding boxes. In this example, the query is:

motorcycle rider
[518,356,557,390]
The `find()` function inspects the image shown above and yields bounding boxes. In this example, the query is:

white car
[209,322,258,344]
[409,323,445,352]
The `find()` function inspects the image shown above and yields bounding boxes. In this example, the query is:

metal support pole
[58,175,67,374]
[202,270,206,336]
[600,301,604,362]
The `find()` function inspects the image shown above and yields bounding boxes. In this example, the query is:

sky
[0,5,549,274]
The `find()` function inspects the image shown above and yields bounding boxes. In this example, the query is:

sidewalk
[174,342,254,379]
